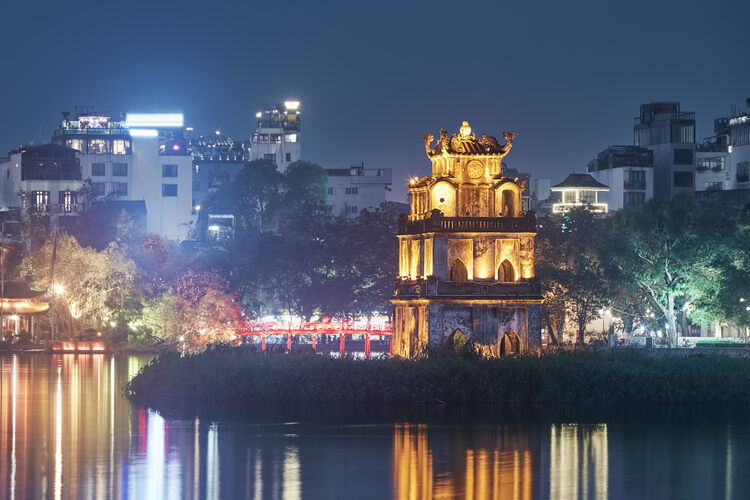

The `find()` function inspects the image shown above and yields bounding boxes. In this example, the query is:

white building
[319,162,393,217]
[0,144,83,214]
[550,173,610,214]
[50,111,194,241]
[250,101,301,172]
[633,102,696,200]
[587,145,654,211]
[695,114,750,195]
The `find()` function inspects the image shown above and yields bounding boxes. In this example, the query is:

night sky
[1,0,748,201]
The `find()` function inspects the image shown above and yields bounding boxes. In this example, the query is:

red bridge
[237,319,393,358]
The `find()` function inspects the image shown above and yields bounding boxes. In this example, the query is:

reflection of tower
[393,423,433,499]
[391,121,542,357]
[548,424,608,500]
[392,423,539,499]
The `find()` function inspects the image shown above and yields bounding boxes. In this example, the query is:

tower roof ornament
[423,121,517,158]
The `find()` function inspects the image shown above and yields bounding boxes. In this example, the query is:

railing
[398,211,536,235]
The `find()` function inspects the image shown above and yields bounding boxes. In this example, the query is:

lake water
[2,353,750,499]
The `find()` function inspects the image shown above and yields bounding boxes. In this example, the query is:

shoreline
[126,347,750,407]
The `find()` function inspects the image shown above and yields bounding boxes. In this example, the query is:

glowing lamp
[172,144,181,151]
[459,121,472,137]
[53,284,65,295]
[129,128,159,137]
[255,112,262,118]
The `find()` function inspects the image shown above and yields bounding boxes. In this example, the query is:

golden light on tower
[392,120,542,358]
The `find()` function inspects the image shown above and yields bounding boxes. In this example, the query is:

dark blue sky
[1,0,748,201]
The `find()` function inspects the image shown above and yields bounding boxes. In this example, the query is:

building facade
[250,101,301,172]
[320,162,393,217]
[633,102,695,200]
[587,145,654,211]
[50,111,194,241]
[391,121,542,357]
[0,144,83,215]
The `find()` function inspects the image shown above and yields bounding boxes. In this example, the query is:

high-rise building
[633,102,695,200]
[391,121,541,357]
[694,111,750,207]
[50,110,194,241]
[587,145,654,210]
[189,132,250,211]
[250,101,301,172]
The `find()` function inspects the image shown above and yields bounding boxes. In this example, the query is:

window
[738,162,749,183]
[346,205,358,214]
[31,190,50,209]
[252,133,269,144]
[113,182,128,196]
[624,191,646,207]
[345,187,358,195]
[92,182,105,196]
[624,170,646,190]
[66,139,84,152]
[284,134,297,143]
[162,164,178,177]
[162,184,178,197]
[87,139,110,154]
[327,187,334,195]
[673,171,693,187]
[112,139,129,155]
[285,153,291,162]
[113,163,128,176]
[264,154,276,163]
[271,134,282,144]
[91,163,105,176]
[673,149,693,165]
[696,156,725,172]
[705,182,723,191]
[58,191,77,212]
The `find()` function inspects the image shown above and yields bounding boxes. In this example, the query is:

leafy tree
[605,195,710,346]
[536,207,610,345]
[19,233,137,338]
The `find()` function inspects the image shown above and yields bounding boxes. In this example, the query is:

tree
[536,207,610,345]
[605,195,709,346]
[19,233,137,338]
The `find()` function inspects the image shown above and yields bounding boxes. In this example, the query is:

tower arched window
[450,258,468,283]
[498,259,515,282]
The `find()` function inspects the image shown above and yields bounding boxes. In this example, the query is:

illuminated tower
[251,101,301,172]
[391,121,542,357]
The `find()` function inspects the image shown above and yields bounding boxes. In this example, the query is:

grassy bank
[126,348,750,406]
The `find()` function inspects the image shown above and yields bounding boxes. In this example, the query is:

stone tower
[391,121,542,357]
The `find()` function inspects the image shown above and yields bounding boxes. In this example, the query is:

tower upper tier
[409,121,525,219]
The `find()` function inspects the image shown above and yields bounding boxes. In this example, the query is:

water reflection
[2,354,750,499]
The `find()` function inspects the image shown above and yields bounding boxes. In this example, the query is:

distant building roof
[551,174,610,191]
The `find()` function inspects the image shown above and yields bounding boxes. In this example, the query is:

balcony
[397,211,536,235]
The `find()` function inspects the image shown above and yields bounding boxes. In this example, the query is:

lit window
[112,140,129,155]
[162,184,178,197]
[66,139,84,152]
[284,134,297,143]
[58,190,78,212]
[88,139,110,154]
[162,164,178,177]
[31,190,50,209]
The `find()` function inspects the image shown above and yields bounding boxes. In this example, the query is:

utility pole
[50,214,58,341]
